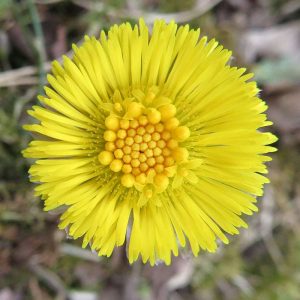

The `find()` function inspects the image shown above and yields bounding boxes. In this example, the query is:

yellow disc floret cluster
[98,103,190,192]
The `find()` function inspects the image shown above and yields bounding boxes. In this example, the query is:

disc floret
[98,100,190,193]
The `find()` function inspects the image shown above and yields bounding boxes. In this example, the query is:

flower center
[98,103,190,193]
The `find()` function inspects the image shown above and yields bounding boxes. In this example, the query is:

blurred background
[0,0,300,299]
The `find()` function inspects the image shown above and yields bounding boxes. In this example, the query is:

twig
[59,243,101,262]
[123,261,141,300]
[28,277,45,300]
[158,259,194,300]
[72,0,223,23]
[35,0,65,3]
[28,262,67,300]
[0,64,50,87]
[27,0,47,93]
[0,77,38,87]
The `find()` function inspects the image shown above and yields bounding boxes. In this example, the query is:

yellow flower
[23,19,277,266]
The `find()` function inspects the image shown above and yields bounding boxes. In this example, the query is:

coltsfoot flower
[23,19,277,265]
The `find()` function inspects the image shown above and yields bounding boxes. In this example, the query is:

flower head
[23,19,277,265]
